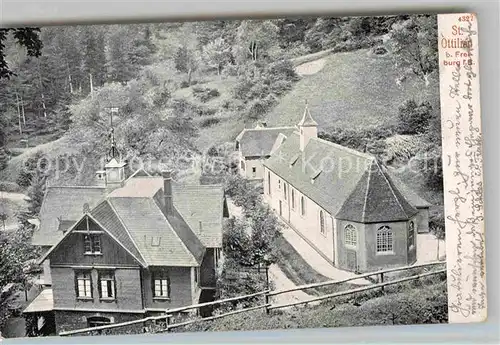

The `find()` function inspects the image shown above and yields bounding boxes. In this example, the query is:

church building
[260,105,431,273]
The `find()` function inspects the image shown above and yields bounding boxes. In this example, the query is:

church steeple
[297,100,318,151]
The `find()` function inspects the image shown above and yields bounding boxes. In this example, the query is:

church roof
[236,127,296,157]
[336,160,418,222]
[264,132,426,223]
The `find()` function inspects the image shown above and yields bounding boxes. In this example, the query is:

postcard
[0,12,485,339]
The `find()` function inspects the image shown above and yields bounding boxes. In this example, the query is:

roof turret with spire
[298,100,318,127]
[297,100,318,151]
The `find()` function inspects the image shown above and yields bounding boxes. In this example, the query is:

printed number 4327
[458,14,474,22]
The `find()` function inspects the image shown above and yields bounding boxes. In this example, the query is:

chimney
[162,171,173,215]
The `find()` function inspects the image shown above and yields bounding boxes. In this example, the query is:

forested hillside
[0,15,440,195]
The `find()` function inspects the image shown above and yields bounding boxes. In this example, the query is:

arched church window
[376,226,393,253]
[344,224,357,247]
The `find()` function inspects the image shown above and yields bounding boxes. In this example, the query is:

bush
[429,209,445,231]
[0,149,9,171]
[200,117,221,128]
[372,46,388,55]
[319,125,395,152]
[171,98,217,117]
[416,149,443,192]
[397,99,433,135]
[0,181,21,193]
[192,87,220,103]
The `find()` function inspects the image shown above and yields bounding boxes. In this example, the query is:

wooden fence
[59,261,446,336]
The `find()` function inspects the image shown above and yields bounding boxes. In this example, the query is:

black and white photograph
[0,11,485,339]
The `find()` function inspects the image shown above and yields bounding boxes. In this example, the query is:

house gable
[43,214,145,267]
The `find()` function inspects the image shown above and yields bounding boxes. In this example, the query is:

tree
[234,20,280,64]
[173,45,200,85]
[202,38,232,78]
[396,99,433,135]
[0,223,41,292]
[0,197,7,231]
[106,28,135,84]
[389,15,438,87]
[0,27,43,80]
[431,225,445,261]
[81,27,107,92]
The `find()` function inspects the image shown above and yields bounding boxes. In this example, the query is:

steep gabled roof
[108,197,204,266]
[264,132,372,217]
[264,132,422,223]
[336,160,418,222]
[237,127,296,157]
[33,186,107,246]
[91,200,146,265]
[172,184,225,248]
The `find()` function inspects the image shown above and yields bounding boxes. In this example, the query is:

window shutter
[97,271,102,298]
[113,272,117,299]
[87,271,91,298]
[167,275,171,298]
[151,273,155,297]
[74,271,78,297]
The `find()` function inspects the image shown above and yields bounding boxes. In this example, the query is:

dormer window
[84,234,102,254]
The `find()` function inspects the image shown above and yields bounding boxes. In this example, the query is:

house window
[283,183,288,200]
[235,141,240,150]
[319,210,325,234]
[291,189,296,210]
[376,226,393,253]
[87,316,111,328]
[408,221,415,248]
[98,271,115,299]
[75,271,92,298]
[344,224,357,247]
[300,196,306,216]
[153,272,170,298]
[240,160,245,171]
[278,179,281,190]
[252,167,256,177]
[84,234,101,254]
[267,171,271,195]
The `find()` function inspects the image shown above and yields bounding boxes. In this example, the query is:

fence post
[265,291,270,315]
[380,273,384,292]
[165,312,170,333]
